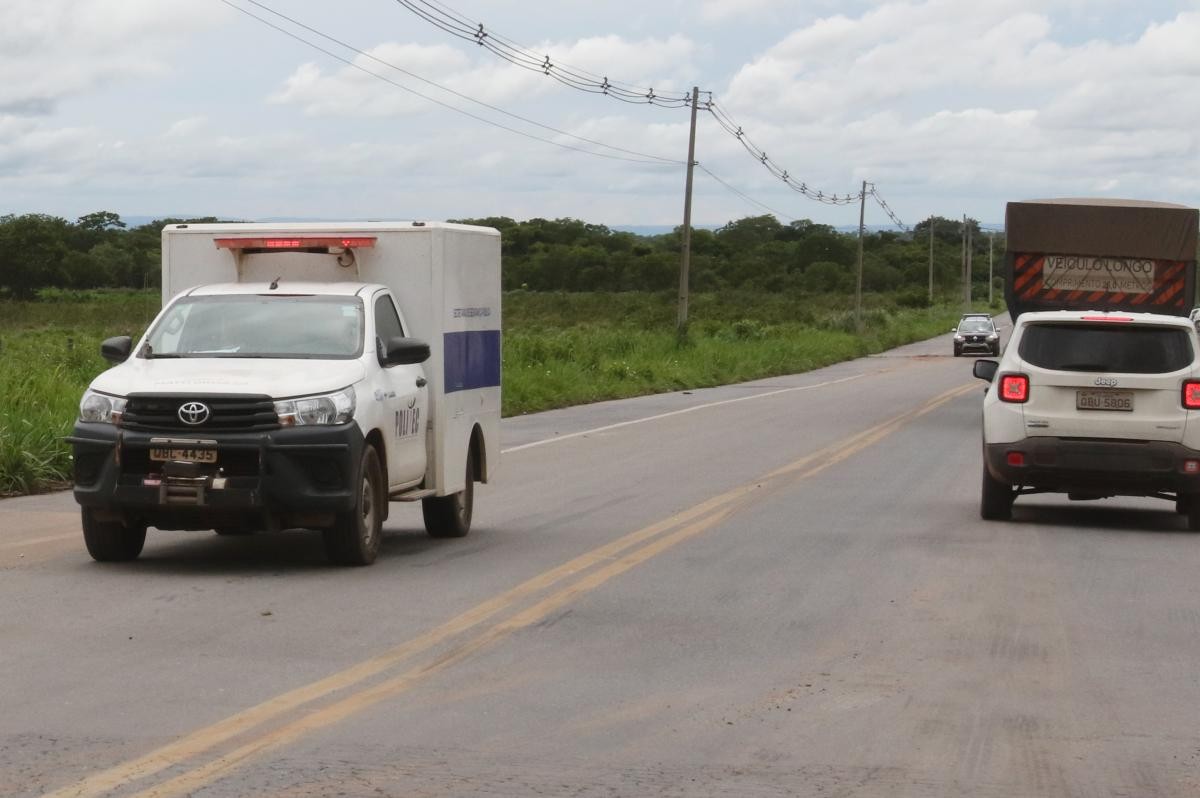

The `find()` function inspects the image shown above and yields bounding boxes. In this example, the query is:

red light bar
[1080,315,1133,322]
[215,237,377,250]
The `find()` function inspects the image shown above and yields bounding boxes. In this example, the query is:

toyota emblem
[178,401,211,425]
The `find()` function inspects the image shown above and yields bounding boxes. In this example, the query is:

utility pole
[855,180,867,331]
[961,214,969,312]
[966,217,974,309]
[676,86,700,335]
[928,216,934,303]
[988,232,994,305]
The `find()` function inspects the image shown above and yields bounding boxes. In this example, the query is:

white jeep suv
[974,310,1200,528]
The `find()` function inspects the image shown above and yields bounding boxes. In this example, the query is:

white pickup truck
[69,222,501,565]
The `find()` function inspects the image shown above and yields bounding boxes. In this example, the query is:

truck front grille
[121,395,279,432]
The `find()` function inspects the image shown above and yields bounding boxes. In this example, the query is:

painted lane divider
[42,380,977,798]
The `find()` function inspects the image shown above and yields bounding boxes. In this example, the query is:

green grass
[501,292,971,414]
[0,289,990,496]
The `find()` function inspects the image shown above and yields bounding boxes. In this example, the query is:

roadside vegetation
[0,289,996,496]
[0,212,1003,495]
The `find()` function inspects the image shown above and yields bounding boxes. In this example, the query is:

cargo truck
[1005,198,1198,321]
[69,221,501,565]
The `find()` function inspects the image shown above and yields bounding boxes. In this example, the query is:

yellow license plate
[149,447,218,463]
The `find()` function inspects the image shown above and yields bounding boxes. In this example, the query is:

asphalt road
[5,320,1200,797]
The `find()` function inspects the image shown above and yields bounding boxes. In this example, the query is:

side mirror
[100,335,133,364]
[973,359,999,383]
[379,336,431,366]
[950,328,959,333]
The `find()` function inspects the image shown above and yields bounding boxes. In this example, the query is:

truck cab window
[374,295,406,350]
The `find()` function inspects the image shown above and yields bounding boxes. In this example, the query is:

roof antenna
[269,276,280,291]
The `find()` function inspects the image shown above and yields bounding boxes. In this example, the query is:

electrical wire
[707,101,862,206]
[395,0,879,212]
[867,184,908,230]
[220,0,683,166]
[695,164,796,221]
[394,0,697,107]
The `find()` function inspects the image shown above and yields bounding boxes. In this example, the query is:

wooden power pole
[928,216,934,303]
[855,180,867,331]
[676,86,700,335]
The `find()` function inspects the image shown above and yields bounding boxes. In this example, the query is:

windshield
[1019,323,1193,373]
[958,319,994,333]
[144,295,364,359]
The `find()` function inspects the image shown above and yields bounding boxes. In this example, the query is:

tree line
[0,211,1001,303]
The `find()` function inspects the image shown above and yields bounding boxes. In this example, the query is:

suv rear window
[1019,323,1193,374]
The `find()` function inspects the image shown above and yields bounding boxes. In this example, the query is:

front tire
[980,463,1014,520]
[423,448,474,538]
[953,344,962,357]
[323,446,384,566]
[81,508,147,562]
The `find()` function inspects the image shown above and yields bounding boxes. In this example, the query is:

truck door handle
[416,377,427,388]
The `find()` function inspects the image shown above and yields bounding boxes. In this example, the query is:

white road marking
[501,373,865,454]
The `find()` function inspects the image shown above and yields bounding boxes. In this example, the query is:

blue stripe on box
[443,330,501,393]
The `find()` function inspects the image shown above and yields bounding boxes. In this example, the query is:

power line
[868,184,908,230]
[221,0,683,166]
[394,0,697,107]
[397,0,868,209]
[695,164,796,221]
[707,101,862,206]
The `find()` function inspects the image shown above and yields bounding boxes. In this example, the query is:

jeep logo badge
[178,401,211,425]
[1094,377,1119,388]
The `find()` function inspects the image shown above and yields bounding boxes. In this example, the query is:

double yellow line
[44,381,975,798]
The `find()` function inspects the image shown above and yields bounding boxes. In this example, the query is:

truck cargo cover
[1006,198,1198,261]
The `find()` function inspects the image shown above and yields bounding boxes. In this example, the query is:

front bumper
[956,338,998,353]
[69,422,364,530]
[985,437,1200,496]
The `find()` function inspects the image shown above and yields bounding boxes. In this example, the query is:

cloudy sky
[2,0,1198,229]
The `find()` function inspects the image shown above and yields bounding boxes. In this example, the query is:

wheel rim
[360,469,376,547]
[455,458,474,526]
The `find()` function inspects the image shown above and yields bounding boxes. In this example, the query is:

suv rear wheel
[980,464,1014,520]
[1187,499,1200,532]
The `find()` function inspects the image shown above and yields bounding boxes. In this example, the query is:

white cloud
[703,2,1200,221]
[2,0,1198,225]
[0,0,226,116]
[268,34,698,118]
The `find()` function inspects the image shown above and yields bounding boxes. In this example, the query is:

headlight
[987,333,999,340]
[79,390,127,424]
[954,334,964,341]
[274,387,356,427]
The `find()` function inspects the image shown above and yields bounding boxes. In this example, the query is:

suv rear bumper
[69,422,364,530]
[985,437,1200,496]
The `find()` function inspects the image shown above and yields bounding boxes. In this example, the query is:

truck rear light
[1184,460,1200,474]
[999,374,1029,403]
[1006,452,1026,467]
[1184,381,1200,409]
[215,237,377,250]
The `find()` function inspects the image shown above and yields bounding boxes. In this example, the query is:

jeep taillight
[1183,381,1200,409]
[999,374,1029,403]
